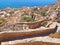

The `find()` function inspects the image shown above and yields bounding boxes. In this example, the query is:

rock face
[1,36,60,45]
[49,11,58,20]
[6,16,20,24]
[57,23,60,32]
[46,22,60,32]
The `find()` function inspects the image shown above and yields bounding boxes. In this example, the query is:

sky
[0,0,57,8]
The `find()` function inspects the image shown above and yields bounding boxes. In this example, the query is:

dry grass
[49,32,60,38]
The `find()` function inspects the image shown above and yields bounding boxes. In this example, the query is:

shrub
[41,11,46,16]
[21,17,32,22]
[31,14,35,21]
[49,32,60,38]
[0,19,4,24]
[33,7,38,11]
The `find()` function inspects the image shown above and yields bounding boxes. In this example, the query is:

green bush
[21,17,32,22]
[21,14,35,22]
[41,11,46,16]
[31,14,35,21]
[33,7,38,11]
[0,20,4,24]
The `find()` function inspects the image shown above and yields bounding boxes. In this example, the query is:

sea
[0,0,57,9]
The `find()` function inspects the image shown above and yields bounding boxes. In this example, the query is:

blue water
[0,0,57,9]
